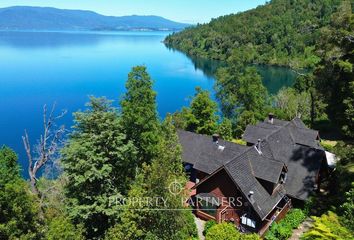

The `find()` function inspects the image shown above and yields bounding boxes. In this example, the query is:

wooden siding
[195,168,243,225]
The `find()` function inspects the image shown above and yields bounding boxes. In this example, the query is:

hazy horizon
[0,0,267,24]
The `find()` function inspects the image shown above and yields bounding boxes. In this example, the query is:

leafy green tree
[187,87,219,135]
[62,97,137,239]
[171,107,190,130]
[274,87,311,120]
[106,115,197,240]
[313,0,354,137]
[215,53,269,127]
[45,216,84,240]
[121,66,161,165]
[0,180,42,240]
[234,110,259,138]
[0,147,42,240]
[218,118,233,141]
[0,146,20,186]
[37,177,67,221]
[293,73,328,127]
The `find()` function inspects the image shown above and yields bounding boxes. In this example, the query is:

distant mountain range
[0,6,191,31]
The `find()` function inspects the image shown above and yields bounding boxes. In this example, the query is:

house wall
[195,169,245,226]
[196,170,208,182]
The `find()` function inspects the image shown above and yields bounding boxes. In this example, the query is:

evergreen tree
[61,97,137,239]
[186,87,219,135]
[105,115,197,240]
[121,66,161,165]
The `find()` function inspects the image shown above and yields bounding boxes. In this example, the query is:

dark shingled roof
[243,125,278,144]
[178,117,325,220]
[178,130,286,220]
[243,117,324,200]
[224,147,285,220]
[177,130,248,174]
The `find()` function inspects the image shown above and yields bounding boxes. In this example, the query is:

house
[178,115,328,236]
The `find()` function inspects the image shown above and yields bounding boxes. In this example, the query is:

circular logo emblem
[168,179,183,195]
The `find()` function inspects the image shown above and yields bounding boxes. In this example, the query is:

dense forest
[165,0,343,68]
[166,0,354,139]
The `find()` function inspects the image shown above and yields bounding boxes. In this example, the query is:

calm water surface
[0,31,296,176]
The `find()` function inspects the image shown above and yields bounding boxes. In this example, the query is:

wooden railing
[258,200,292,237]
[195,209,216,221]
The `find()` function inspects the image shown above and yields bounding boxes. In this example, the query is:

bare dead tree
[22,103,66,198]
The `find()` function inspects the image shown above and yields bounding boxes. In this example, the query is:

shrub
[301,211,353,240]
[320,141,336,152]
[284,209,306,229]
[203,220,217,236]
[340,182,354,231]
[265,208,306,240]
[265,222,293,240]
[205,222,260,240]
[205,223,239,240]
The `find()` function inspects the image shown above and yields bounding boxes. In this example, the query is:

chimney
[268,113,274,124]
[212,134,220,144]
[255,139,262,155]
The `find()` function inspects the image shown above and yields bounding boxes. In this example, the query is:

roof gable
[243,117,325,200]
[224,149,285,220]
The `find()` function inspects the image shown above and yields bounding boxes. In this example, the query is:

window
[241,214,256,228]
[279,171,288,184]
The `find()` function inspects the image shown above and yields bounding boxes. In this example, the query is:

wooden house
[178,115,328,236]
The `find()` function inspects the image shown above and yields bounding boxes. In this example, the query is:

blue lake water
[0,31,296,177]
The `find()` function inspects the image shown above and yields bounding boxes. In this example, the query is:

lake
[0,31,296,177]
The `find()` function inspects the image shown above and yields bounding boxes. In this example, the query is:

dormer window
[279,166,288,184]
[279,172,287,184]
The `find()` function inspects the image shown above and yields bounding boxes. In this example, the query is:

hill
[0,6,190,31]
[164,0,344,68]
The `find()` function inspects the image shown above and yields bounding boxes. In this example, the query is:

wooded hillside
[165,0,343,68]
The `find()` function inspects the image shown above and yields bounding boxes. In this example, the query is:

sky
[0,0,268,24]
